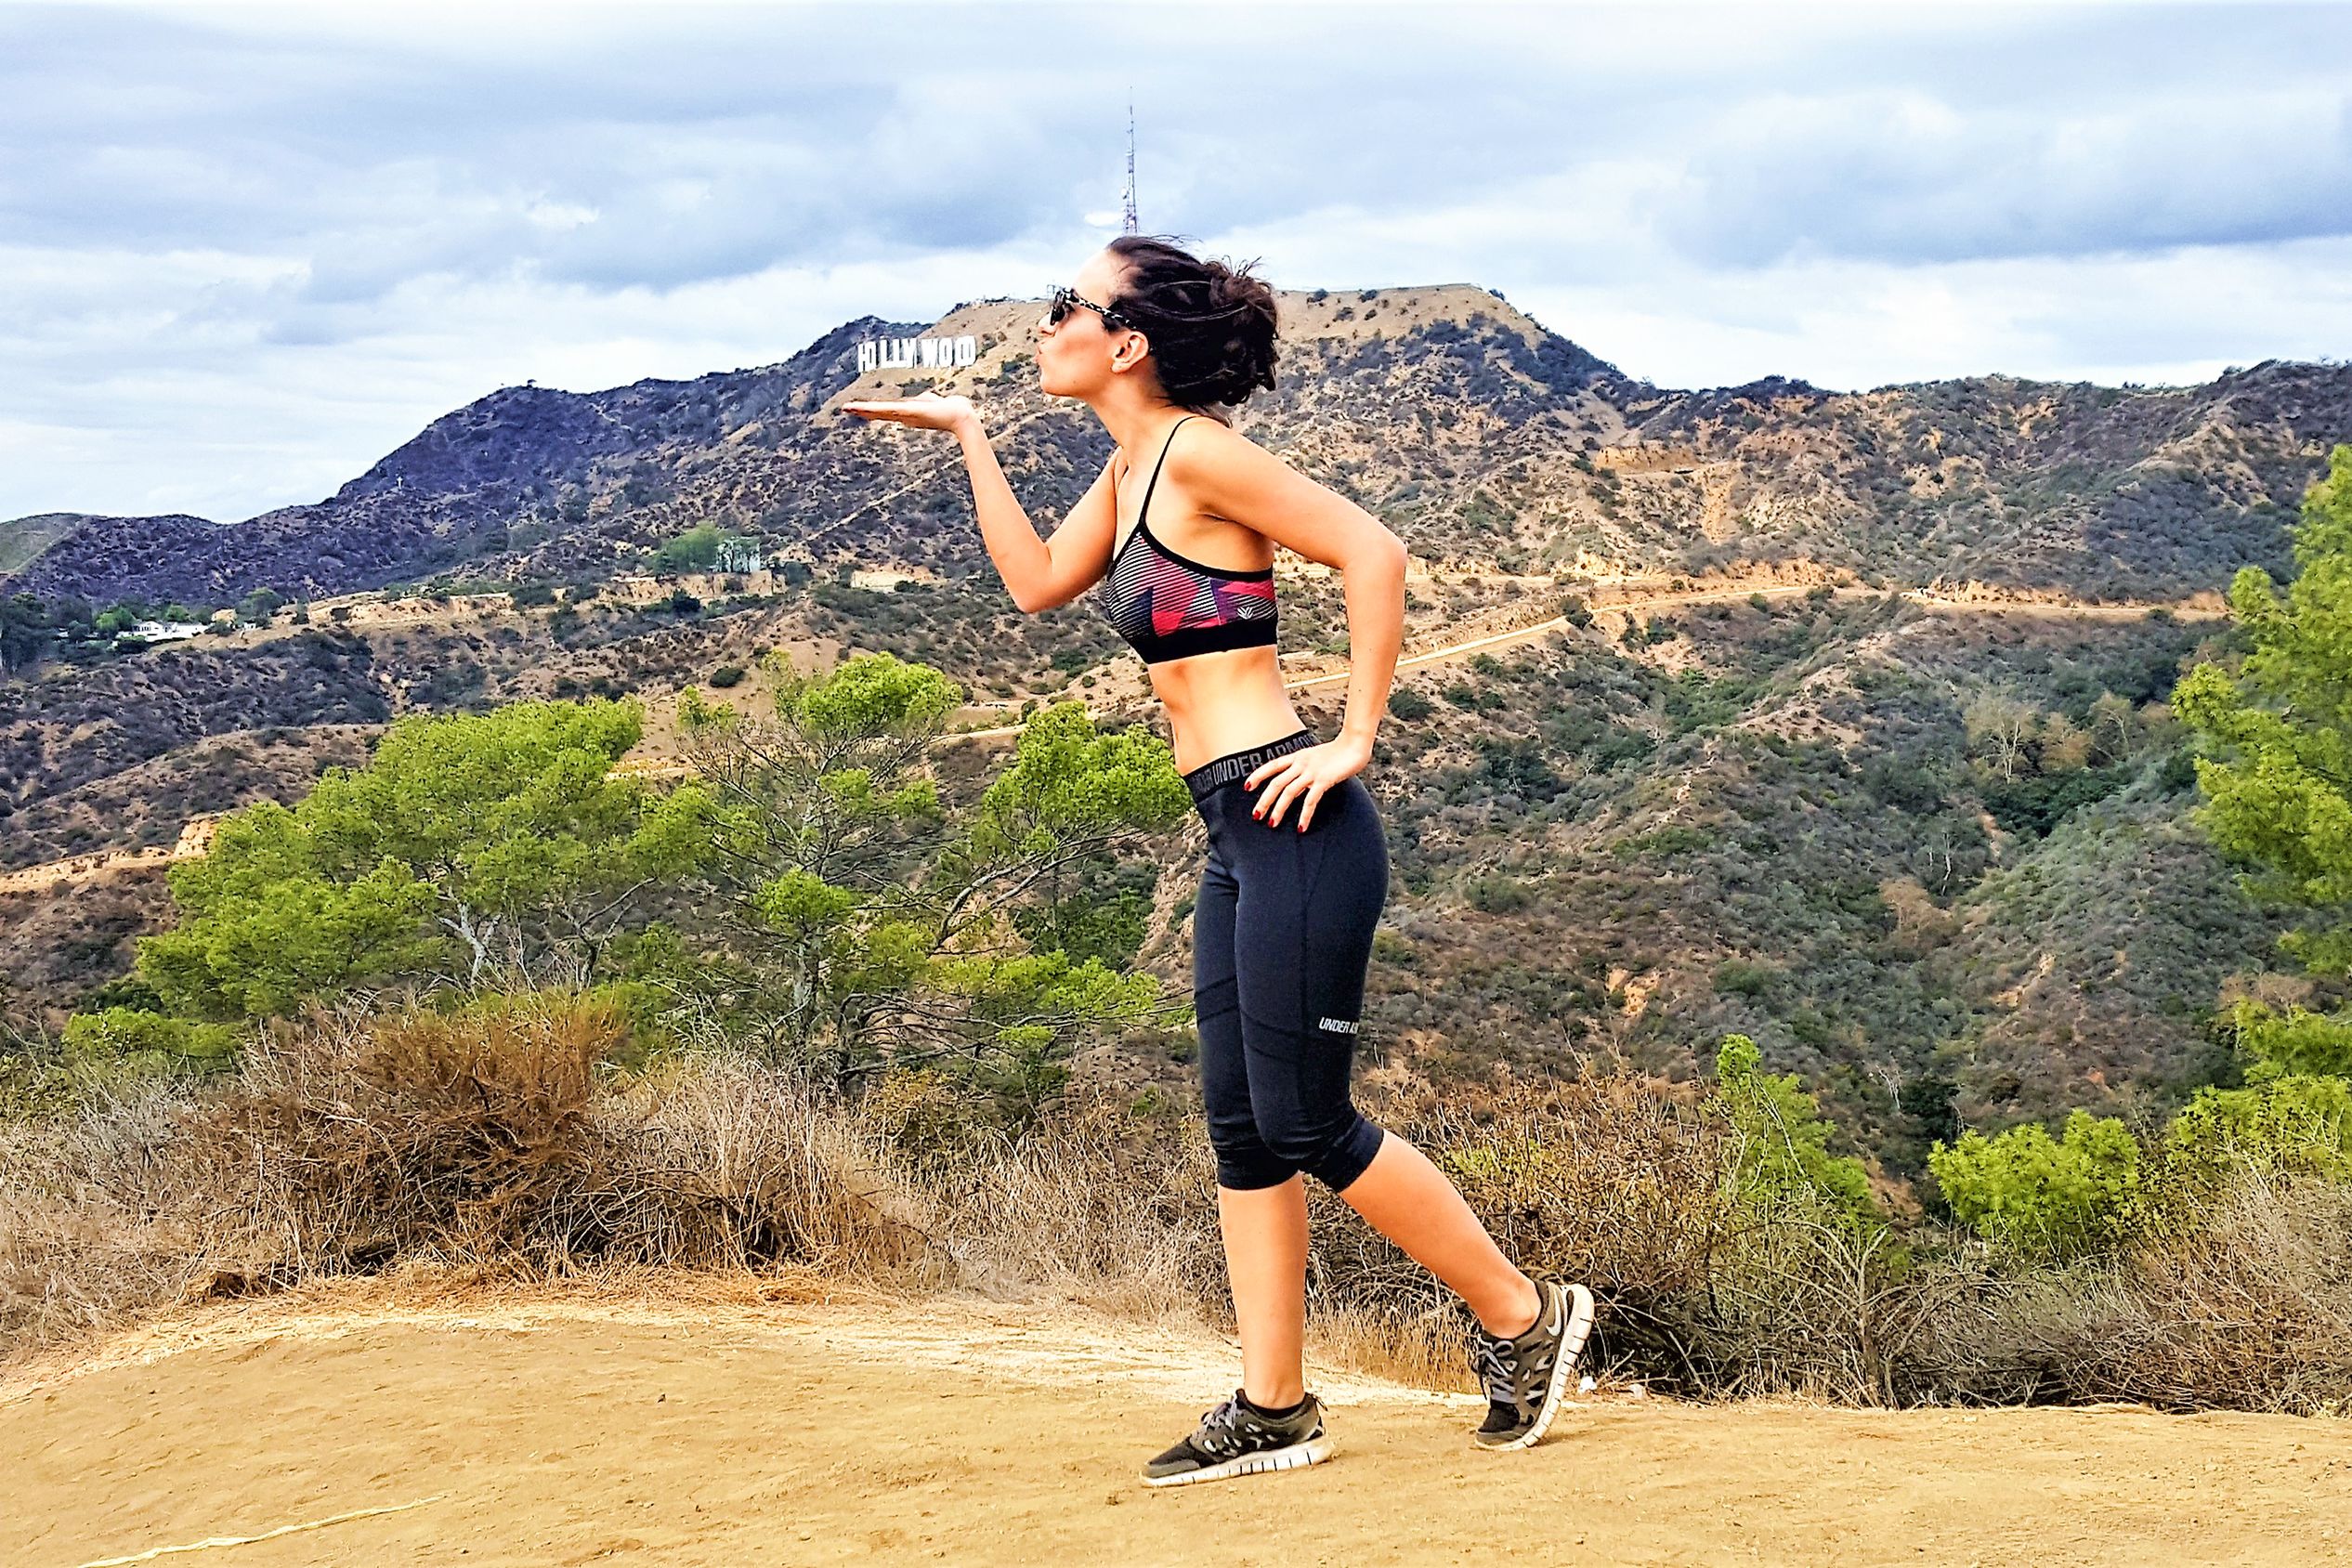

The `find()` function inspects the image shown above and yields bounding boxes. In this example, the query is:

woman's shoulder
[1168,410,1290,483]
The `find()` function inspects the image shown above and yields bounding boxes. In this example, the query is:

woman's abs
[1151,644,1304,775]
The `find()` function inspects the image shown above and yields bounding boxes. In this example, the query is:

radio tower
[1121,96,1139,233]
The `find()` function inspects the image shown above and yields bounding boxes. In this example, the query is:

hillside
[6,285,2343,610]
[6,1281,2345,1567]
[3,282,2345,1180]
[0,514,118,577]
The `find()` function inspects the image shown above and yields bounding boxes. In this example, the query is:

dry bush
[890,1073,1229,1319]
[11,1005,2352,1417]
[198,992,622,1274]
[197,994,937,1284]
[2105,1170,2352,1413]
[0,1081,215,1350]
[1295,1062,1736,1390]
[0,995,943,1358]
[1888,1171,2352,1414]
[588,1054,944,1281]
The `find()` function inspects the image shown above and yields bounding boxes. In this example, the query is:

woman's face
[1033,248,1136,400]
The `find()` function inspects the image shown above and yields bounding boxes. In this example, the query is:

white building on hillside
[127,619,210,643]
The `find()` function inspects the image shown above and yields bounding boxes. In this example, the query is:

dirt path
[5,1280,2348,1567]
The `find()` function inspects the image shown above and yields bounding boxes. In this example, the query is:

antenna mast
[1122,96,1139,233]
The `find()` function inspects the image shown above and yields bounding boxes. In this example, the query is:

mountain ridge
[9,284,2343,611]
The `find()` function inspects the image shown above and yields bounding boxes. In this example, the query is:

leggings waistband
[1183,727,1316,804]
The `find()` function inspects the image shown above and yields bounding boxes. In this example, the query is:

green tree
[673,652,1193,1117]
[2159,1074,2352,1189]
[2,593,51,673]
[2173,443,2352,991]
[136,699,712,1019]
[60,1007,241,1073]
[654,524,725,572]
[1714,1033,1880,1231]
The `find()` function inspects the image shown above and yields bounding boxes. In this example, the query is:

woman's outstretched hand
[1246,736,1372,831]
[841,391,979,437]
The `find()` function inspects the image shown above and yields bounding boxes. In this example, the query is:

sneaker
[1467,1276,1595,1451]
[1140,1389,1332,1487]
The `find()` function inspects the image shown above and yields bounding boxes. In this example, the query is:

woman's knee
[1254,1104,1385,1193]
[1209,1130,1300,1191]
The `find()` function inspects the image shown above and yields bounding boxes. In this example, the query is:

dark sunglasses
[1047,285,1130,331]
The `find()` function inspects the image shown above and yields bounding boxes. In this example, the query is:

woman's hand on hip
[1246,736,1371,831]
[841,391,979,438]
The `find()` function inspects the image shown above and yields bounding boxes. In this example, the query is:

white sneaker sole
[1141,1434,1333,1487]
[1475,1279,1596,1452]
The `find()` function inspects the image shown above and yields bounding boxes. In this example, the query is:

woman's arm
[955,414,1118,613]
[842,393,1117,615]
[1170,428,1408,761]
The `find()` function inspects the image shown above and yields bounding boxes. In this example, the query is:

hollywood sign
[858,334,977,372]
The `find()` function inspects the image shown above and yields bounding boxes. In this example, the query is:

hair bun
[1104,236,1282,411]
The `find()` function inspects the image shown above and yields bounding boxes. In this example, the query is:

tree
[2173,442,2352,994]
[1963,689,2036,781]
[671,651,1195,1118]
[136,698,713,1019]
[2036,712,2092,772]
[1,593,50,674]
[2086,690,2141,764]
[1714,1033,1880,1232]
[653,525,725,573]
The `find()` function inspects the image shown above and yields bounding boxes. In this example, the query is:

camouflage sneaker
[1468,1277,1595,1450]
[1140,1389,1332,1487]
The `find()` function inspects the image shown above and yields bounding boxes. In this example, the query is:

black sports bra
[1094,414,1278,665]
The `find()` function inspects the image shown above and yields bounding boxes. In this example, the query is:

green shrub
[1711,959,1778,999]
[654,525,724,572]
[61,1007,242,1074]
[1466,874,1529,913]
[1929,1108,2144,1262]
[2160,1076,2352,1187]
[1714,1034,1878,1230]
[2230,998,2352,1081]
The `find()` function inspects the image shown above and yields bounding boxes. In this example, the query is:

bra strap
[1136,413,1197,529]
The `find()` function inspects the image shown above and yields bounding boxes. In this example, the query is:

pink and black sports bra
[1096,413,1278,665]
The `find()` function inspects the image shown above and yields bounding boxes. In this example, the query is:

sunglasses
[1046,285,1130,332]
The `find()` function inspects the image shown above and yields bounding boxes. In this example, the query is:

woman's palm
[842,391,975,431]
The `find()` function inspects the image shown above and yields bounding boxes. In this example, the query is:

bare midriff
[1145,643,1308,776]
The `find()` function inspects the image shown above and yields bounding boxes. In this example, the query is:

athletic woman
[843,236,1594,1486]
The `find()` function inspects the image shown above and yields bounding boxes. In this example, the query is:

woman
[843,235,1594,1486]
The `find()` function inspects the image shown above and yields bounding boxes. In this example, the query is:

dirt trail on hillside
[6,1279,2348,1568]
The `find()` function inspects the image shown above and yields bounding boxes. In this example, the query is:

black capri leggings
[1185,726,1390,1193]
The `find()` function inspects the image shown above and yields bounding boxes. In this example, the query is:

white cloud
[2,1,2347,521]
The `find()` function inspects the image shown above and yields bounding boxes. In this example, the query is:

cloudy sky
[4,0,2347,524]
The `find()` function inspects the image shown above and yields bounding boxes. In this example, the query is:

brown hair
[1104,235,1279,412]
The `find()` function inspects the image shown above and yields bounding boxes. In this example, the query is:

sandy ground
[6,1279,2351,1568]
